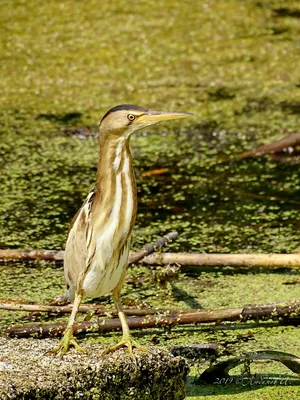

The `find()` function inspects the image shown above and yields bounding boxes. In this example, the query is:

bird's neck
[93,135,137,241]
[96,135,135,186]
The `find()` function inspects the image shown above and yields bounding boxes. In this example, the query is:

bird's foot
[103,334,147,356]
[46,328,86,357]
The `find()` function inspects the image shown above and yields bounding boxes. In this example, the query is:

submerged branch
[237,132,300,159]
[5,299,300,338]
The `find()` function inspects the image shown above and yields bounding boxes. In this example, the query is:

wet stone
[0,337,189,400]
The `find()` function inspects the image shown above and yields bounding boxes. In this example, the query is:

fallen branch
[2,249,300,269]
[142,253,300,268]
[0,232,178,263]
[5,299,300,338]
[237,132,300,159]
[0,302,158,316]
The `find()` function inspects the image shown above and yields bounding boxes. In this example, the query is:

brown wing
[63,189,96,288]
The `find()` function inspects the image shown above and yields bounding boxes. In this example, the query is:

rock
[0,337,189,400]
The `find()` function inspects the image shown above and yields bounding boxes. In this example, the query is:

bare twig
[142,253,300,268]
[128,232,178,264]
[5,299,300,338]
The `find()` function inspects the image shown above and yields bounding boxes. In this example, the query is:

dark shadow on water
[36,111,83,124]
[273,8,300,18]
[279,102,300,115]
[171,284,203,309]
[207,86,236,101]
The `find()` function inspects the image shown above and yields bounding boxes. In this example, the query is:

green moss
[0,339,189,400]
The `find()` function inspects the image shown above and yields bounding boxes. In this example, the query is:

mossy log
[0,338,189,400]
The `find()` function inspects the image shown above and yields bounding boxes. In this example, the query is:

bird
[50,104,193,356]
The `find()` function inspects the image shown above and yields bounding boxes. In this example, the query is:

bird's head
[99,104,193,139]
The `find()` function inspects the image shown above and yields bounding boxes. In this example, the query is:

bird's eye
[127,114,136,121]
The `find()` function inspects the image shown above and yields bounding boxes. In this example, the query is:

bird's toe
[103,335,147,356]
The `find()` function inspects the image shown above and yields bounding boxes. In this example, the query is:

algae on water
[1,0,300,399]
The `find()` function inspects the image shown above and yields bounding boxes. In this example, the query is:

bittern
[50,104,193,356]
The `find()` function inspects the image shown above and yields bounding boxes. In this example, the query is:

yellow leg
[47,274,86,357]
[103,268,147,355]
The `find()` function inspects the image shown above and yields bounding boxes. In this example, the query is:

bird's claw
[46,329,85,357]
[103,335,147,357]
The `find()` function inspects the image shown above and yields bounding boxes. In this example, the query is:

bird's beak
[137,110,194,125]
